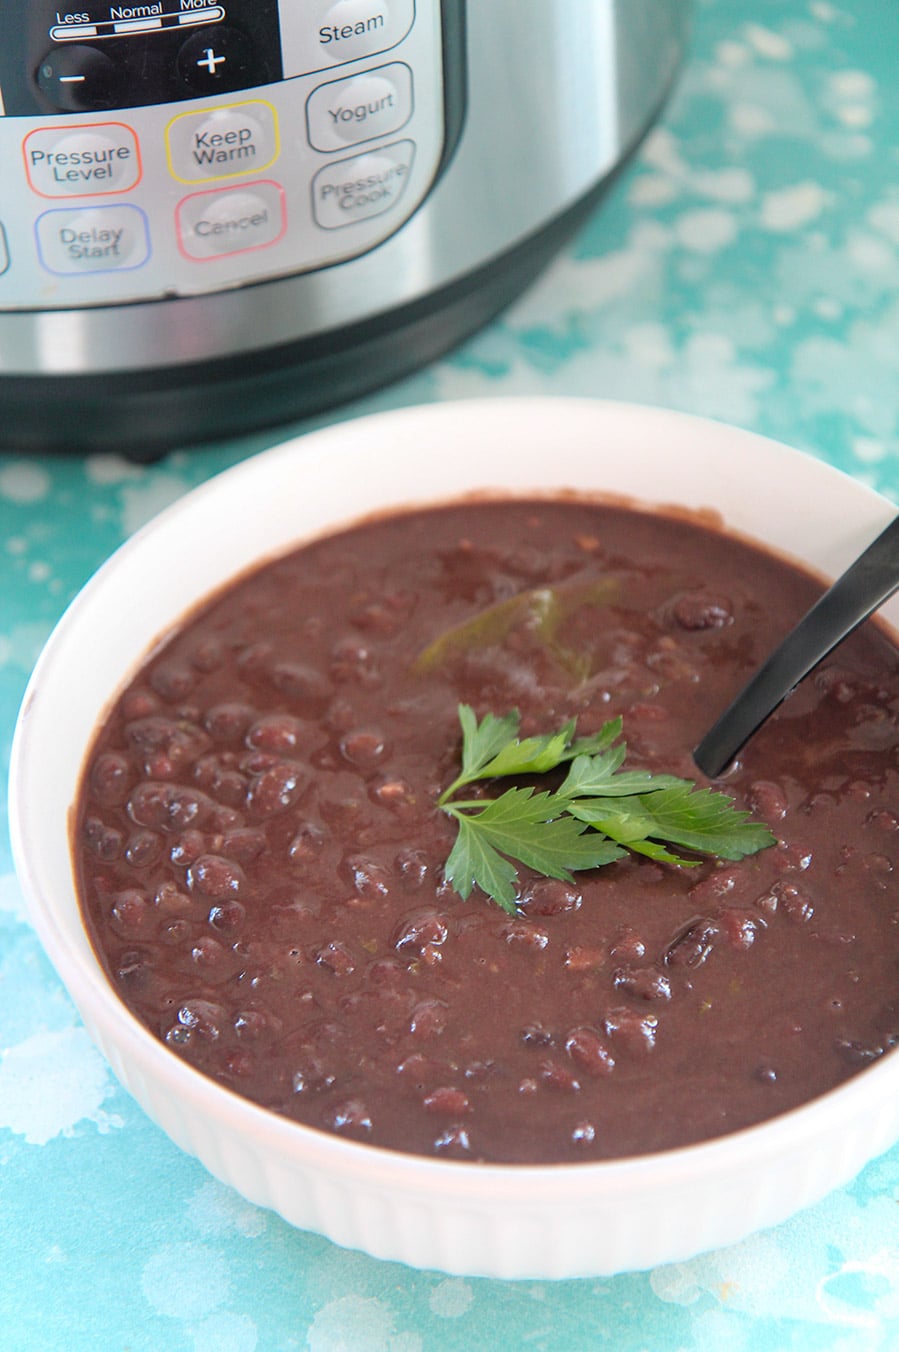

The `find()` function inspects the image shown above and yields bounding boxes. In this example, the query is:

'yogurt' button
[312,139,415,228]
[306,63,412,151]
[35,204,150,274]
[166,100,279,184]
[24,122,141,197]
[177,180,287,259]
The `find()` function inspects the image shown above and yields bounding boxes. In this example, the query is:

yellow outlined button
[166,100,279,184]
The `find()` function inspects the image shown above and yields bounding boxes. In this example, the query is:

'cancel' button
[176,180,287,260]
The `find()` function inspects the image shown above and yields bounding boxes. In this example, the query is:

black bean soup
[75,500,899,1163]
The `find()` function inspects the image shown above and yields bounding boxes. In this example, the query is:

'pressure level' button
[312,139,414,228]
[24,123,141,198]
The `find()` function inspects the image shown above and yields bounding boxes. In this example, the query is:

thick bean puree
[75,501,899,1162]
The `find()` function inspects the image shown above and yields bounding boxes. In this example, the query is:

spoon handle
[694,513,899,778]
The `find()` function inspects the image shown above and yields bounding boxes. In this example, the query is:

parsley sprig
[438,706,776,912]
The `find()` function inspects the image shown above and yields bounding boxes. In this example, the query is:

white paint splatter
[623,321,675,370]
[306,1295,422,1352]
[142,1242,231,1321]
[674,208,739,253]
[0,872,28,923]
[715,40,750,68]
[0,620,53,673]
[119,473,190,538]
[692,167,756,205]
[852,436,887,465]
[650,1185,899,1330]
[84,454,145,486]
[846,231,895,274]
[506,220,671,327]
[868,201,899,246]
[836,104,873,129]
[728,102,778,136]
[639,128,755,204]
[0,1026,122,1145]
[190,1310,259,1352]
[429,1278,474,1319]
[744,23,794,61]
[0,462,51,504]
[187,1178,267,1240]
[829,70,876,100]
[628,174,679,207]
[760,182,829,231]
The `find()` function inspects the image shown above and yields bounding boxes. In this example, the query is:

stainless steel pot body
[0,1,689,452]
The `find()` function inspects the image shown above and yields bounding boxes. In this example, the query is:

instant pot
[0,1,689,457]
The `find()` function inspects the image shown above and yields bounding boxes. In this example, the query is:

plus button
[196,47,227,75]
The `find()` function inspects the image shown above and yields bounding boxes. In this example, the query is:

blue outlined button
[35,203,150,275]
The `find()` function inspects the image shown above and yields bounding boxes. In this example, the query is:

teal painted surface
[2,2,898,1347]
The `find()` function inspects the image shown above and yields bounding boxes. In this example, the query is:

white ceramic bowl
[10,398,899,1280]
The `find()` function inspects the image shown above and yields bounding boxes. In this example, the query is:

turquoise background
[2,1,899,1347]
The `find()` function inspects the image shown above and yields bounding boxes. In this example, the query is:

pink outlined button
[176,180,287,260]
[23,122,142,198]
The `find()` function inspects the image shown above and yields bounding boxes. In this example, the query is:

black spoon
[693,513,899,778]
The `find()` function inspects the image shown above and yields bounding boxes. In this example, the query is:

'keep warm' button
[35,204,150,274]
[167,101,279,184]
[177,180,287,260]
[312,139,414,228]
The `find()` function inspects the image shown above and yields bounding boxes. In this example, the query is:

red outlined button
[23,122,142,198]
[176,180,287,260]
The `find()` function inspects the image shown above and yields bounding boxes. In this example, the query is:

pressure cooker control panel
[0,1,454,309]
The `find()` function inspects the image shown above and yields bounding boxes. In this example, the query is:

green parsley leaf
[567,784,779,861]
[437,705,777,908]
[443,787,625,912]
[558,748,690,799]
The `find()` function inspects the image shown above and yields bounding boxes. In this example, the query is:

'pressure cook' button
[307,63,412,151]
[166,100,279,183]
[35,204,150,274]
[24,122,141,198]
[312,139,414,228]
[176,180,287,259]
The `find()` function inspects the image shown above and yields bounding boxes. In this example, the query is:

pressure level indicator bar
[50,8,226,42]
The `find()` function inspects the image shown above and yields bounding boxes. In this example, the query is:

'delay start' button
[167,101,279,184]
[312,139,414,228]
[24,122,141,198]
[35,204,150,274]
[176,180,287,259]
